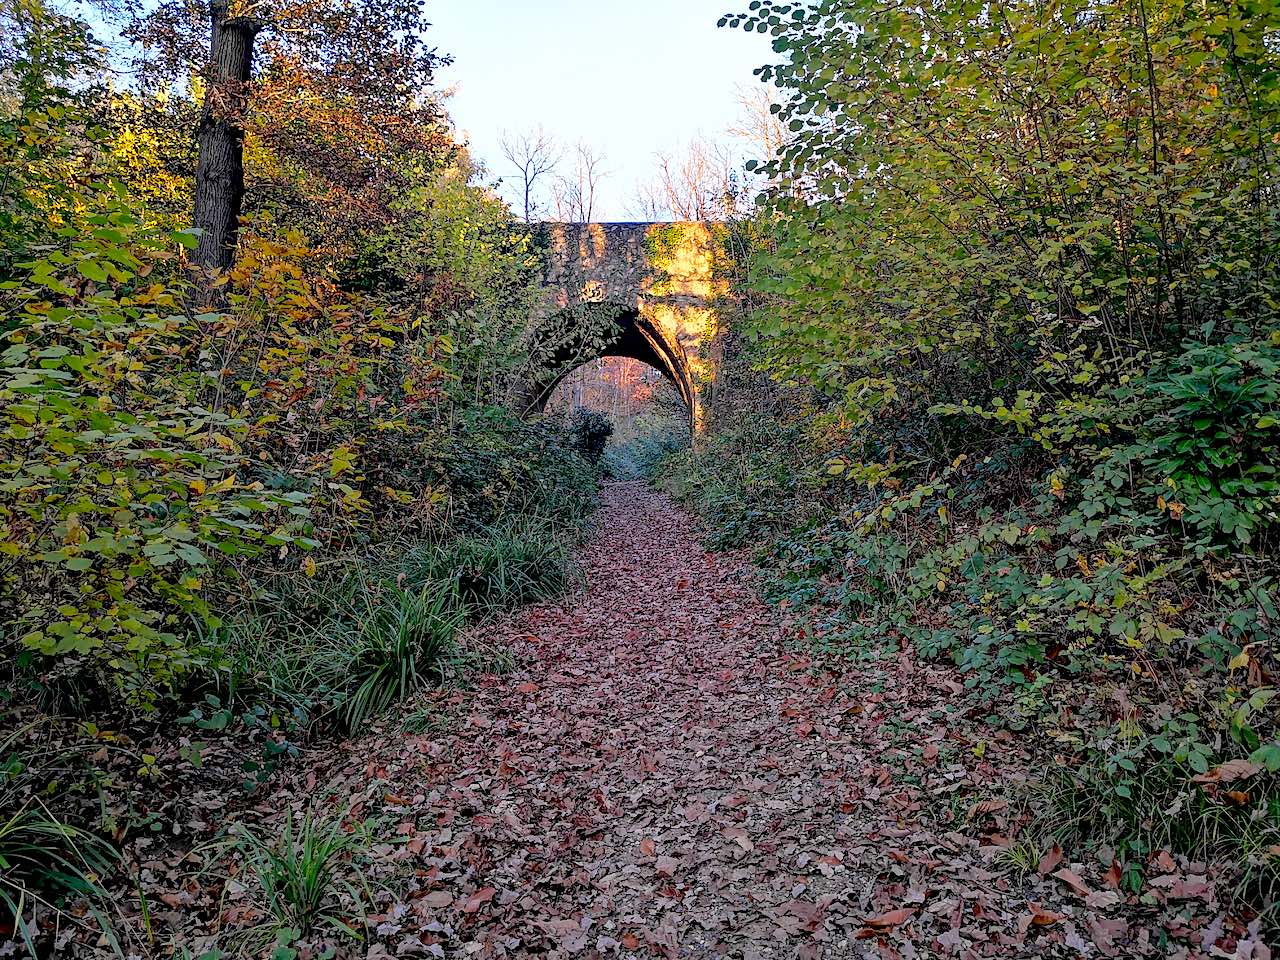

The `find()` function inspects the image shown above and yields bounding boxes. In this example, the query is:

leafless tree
[729,83,787,169]
[633,135,737,221]
[499,125,560,222]
[551,142,608,223]
[632,86,789,221]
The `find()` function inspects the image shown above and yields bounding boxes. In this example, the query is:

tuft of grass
[400,516,573,614]
[993,837,1044,880]
[195,509,582,738]
[233,808,373,943]
[399,706,441,735]
[0,724,127,956]
[1034,756,1280,912]
[341,584,464,733]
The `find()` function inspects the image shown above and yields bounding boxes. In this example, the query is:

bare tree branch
[499,125,560,222]
[633,135,737,220]
[552,141,608,223]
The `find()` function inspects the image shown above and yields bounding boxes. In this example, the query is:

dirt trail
[309,483,1241,959]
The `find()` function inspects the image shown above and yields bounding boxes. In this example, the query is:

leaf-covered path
[312,484,1256,959]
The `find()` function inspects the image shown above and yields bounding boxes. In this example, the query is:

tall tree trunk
[192,1,259,283]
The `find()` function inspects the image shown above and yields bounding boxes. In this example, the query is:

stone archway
[522,222,732,434]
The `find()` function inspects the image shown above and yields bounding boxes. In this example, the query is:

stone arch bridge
[523,222,732,432]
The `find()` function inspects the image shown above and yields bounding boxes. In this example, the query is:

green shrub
[567,409,613,464]
[437,407,600,533]
[1137,339,1280,550]
[661,418,823,549]
[0,209,315,711]
[1042,739,1280,915]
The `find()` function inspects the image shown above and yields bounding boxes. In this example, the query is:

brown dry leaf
[461,887,495,913]
[1053,867,1093,897]
[864,907,916,929]
[1037,844,1064,875]
[779,899,828,934]
[968,798,1007,817]
[1104,860,1123,889]
[1027,902,1066,927]
[1193,758,1263,784]
[1086,890,1122,909]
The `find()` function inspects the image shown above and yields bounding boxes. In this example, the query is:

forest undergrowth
[660,0,1280,942]
[0,0,623,951]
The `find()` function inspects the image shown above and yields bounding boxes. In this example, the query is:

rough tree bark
[192,1,259,282]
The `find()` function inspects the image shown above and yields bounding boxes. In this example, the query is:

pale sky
[425,0,774,221]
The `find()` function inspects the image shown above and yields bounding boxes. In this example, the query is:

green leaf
[76,260,108,282]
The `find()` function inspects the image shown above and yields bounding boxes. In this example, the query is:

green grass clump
[400,516,573,613]
[341,584,464,732]
[1039,750,1280,916]
[232,808,373,945]
[198,516,576,740]
[0,725,126,956]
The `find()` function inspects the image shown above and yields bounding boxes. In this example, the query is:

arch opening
[528,304,695,429]
[544,356,692,479]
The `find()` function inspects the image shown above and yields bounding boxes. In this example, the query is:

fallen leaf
[1037,844,1063,875]
[864,908,915,929]
[1053,867,1092,897]
[1026,902,1066,927]
[461,887,495,913]
[969,798,1008,817]
[1193,758,1262,784]
[1086,890,1121,909]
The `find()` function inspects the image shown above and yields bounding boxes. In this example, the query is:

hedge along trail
[672,0,1280,915]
